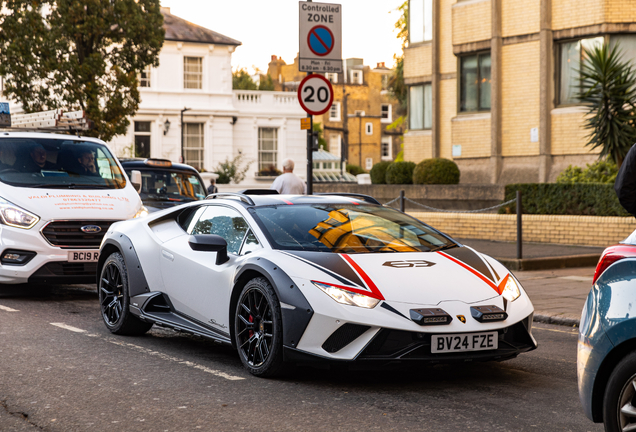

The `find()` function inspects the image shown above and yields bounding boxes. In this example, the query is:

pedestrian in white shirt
[270,158,306,194]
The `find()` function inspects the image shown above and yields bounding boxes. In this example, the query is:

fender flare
[232,257,314,349]
[97,233,151,297]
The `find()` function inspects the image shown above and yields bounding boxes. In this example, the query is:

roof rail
[205,192,255,206]
[237,189,279,195]
[313,193,381,205]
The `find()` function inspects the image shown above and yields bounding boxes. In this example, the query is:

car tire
[99,252,152,336]
[234,277,284,377]
[603,351,636,432]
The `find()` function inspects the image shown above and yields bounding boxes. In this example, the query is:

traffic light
[312,133,319,151]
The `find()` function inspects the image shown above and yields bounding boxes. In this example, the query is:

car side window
[187,206,249,255]
[240,229,261,256]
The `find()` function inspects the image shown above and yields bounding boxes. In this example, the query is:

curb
[496,253,601,271]
[533,313,580,327]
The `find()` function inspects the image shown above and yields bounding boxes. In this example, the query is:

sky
[159,0,405,74]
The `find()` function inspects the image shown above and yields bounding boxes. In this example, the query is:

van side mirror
[131,170,142,193]
[187,234,229,265]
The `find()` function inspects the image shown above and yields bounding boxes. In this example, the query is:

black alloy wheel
[99,252,152,336]
[235,277,283,377]
[604,351,636,432]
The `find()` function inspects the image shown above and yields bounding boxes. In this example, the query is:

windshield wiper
[429,243,458,252]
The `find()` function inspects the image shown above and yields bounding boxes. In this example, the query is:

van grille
[41,220,116,249]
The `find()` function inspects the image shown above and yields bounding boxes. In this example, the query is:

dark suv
[120,158,207,212]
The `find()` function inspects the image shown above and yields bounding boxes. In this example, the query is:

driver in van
[0,145,12,171]
[21,143,58,172]
[76,149,99,176]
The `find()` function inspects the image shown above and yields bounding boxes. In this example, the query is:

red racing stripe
[339,254,385,300]
[437,250,501,294]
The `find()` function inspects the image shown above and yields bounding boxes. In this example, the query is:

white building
[110,8,307,186]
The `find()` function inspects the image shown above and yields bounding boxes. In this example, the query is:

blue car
[578,232,636,431]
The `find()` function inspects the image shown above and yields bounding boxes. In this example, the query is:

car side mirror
[130,170,142,193]
[187,234,229,265]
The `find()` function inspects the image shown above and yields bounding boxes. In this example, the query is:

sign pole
[306,111,313,195]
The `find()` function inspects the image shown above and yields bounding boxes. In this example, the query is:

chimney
[160,6,170,14]
[377,62,385,68]
[271,55,278,61]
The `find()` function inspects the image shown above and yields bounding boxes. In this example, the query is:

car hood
[2,185,141,221]
[278,246,509,305]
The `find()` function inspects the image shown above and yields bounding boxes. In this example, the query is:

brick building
[268,56,403,171]
[404,0,636,184]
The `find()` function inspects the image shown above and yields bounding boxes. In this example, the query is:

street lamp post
[180,107,191,164]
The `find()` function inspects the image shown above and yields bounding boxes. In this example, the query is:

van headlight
[0,197,39,229]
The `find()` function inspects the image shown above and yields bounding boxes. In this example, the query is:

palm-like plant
[579,43,636,168]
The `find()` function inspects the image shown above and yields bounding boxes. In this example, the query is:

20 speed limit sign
[297,74,334,116]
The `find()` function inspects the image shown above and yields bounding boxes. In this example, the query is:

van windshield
[0,138,126,189]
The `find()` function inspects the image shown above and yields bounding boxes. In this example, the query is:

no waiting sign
[297,74,334,116]
[299,1,342,73]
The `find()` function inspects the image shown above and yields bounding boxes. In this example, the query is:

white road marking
[0,305,19,312]
[559,275,593,282]
[50,323,86,333]
[50,322,245,381]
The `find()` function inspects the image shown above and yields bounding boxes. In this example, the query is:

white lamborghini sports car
[97,191,537,377]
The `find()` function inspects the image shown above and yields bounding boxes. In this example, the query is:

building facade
[110,8,307,185]
[268,56,403,171]
[404,0,636,184]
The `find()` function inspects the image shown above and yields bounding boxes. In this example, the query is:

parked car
[119,158,207,212]
[0,132,144,285]
[578,230,636,431]
[96,191,537,377]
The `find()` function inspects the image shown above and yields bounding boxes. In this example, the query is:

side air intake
[322,323,371,353]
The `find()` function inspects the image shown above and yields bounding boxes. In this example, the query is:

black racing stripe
[282,251,364,287]
[380,302,409,320]
[444,247,496,283]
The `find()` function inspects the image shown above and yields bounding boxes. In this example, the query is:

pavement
[458,238,604,327]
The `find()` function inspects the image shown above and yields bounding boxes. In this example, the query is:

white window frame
[139,66,151,88]
[329,102,341,121]
[258,127,278,172]
[350,70,363,85]
[329,134,342,158]
[134,121,152,158]
[365,157,373,170]
[381,136,392,161]
[183,123,204,169]
[184,56,203,89]
[365,122,373,135]
[326,72,338,84]
[381,104,392,123]
[409,0,433,44]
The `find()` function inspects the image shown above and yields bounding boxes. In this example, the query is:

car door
[159,204,258,331]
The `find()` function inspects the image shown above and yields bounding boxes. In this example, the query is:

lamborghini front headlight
[312,281,380,309]
[502,275,521,302]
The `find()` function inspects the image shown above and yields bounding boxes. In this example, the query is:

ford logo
[81,225,102,234]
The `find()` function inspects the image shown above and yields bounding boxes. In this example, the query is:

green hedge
[413,158,460,184]
[499,183,630,216]
[386,161,416,184]
[370,161,391,184]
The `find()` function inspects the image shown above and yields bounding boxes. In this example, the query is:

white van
[0,131,145,284]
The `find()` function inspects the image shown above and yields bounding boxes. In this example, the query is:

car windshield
[0,138,126,189]
[125,168,206,202]
[251,204,456,253]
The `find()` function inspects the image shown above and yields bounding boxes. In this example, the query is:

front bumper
[0,223,99,284]
[284,313,537,365]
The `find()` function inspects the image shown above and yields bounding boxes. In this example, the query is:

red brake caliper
[248,315,254,337]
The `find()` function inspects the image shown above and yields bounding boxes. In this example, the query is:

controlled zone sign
[299,1,342,73]
[297,74,334,116]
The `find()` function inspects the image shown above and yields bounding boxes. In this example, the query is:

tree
[258,74,275,91]
[232,68,257,90]
[312,122,327,150]
[0,0,164,142]
[579,43,636,167]
[388,1,407,116]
